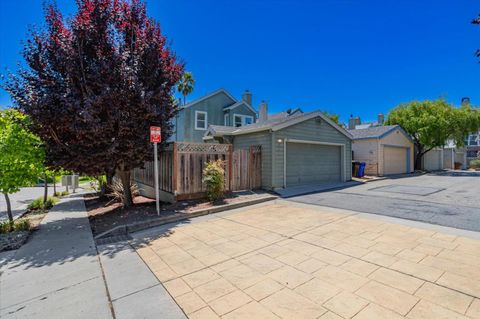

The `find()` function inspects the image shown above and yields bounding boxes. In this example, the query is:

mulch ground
[86,191,270,237]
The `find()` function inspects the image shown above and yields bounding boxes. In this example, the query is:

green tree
[386,99,480,169]
[0,109,45,222]
[178,72,195,105]
[322,112,340,125]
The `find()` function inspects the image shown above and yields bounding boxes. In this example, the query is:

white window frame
[233,113,254,127]
[468,134,479,146]
[195,111,207,130]
[224,113,229,126]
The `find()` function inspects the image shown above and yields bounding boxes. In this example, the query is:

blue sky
[0,0,479,123]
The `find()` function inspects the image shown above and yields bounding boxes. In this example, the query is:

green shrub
[28,196,59,210]
[202,159,225,202]
[54,191,69,197]
[0,221,14,233]
[0,219,30,233]
[14,219,30,231]
[28,198,44,210]
[470,159,480,169]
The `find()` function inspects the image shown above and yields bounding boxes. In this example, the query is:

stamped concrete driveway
[289,171,480,232]
[133,201,480,319]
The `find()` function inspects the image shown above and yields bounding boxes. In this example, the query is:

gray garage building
[204,110,353,190]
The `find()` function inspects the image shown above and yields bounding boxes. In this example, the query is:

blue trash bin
[358,162,366,177]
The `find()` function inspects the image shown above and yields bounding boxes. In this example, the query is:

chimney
[348,115,356,130]
[258,101,268,123]
[378,113,384,125]
[355,117,361,125]
[242,90,252,106]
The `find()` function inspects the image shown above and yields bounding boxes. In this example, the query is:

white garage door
[384,146,407,175]
[286,143,341,186]
[423,149,442,171]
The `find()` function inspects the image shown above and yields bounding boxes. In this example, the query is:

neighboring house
[347,114,385,130]
[172,88,257,143]
[204,107,353,190]
[349,125,414,176]
[465,131,480,167]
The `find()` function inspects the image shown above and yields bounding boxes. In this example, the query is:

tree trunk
[3,193,13,223]
[105,170,114,194]
[414,143,424,170]
[117,168,133,207]
[414,154,423,171]
[53,175,57,195]
[43,173,48,203]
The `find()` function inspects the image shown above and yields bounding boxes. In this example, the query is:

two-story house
[465,131,479,165]
[172,89,257,143]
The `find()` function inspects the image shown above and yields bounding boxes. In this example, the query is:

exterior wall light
[277,139,283,143]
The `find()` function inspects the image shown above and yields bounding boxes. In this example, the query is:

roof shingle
[348,125,400,139]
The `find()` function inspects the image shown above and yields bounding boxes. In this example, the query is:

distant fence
[133,142,262,202]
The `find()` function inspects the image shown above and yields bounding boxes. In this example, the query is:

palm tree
[177,72,195,105]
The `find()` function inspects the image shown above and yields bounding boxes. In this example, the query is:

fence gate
[232,145,262,191]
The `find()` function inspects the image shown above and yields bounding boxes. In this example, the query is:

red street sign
[150,126,161,143]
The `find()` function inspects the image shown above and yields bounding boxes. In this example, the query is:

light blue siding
[174,92,257,143]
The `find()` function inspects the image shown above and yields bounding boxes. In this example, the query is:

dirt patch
[0,209,48,252]
[23,209,49,230]
[86,191,273,237]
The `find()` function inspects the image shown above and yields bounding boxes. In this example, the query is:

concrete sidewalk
[0,195,113,319]
[98,241,186,319]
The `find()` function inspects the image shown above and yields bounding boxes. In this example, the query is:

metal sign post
[150,126,161,216]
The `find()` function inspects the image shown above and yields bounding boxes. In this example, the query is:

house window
[233,114,254,127]
[468,134,478,146]
[195,111,207,130]
[224,113,228,126]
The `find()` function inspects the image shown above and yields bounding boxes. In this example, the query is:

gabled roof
[349,125,413,142]
[206,125,237,137]
[179,88,236,110]
[223,100,256,114]
[205,111,353,139]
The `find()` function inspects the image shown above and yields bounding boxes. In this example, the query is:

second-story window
[195,111,207,130]
[468,134,478,146]
[234,114,254,127]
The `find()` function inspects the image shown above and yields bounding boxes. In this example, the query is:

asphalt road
[288,171,480,232]
[0,187,54,221]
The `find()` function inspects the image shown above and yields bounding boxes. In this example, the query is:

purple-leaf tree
[5,0,184,206]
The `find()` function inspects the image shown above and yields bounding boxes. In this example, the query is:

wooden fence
[133,142,262,201]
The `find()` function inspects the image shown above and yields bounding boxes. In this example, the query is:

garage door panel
[286,143,341,186]
[384,146,407,175]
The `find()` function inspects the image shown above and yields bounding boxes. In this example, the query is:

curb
[94,195,277,240]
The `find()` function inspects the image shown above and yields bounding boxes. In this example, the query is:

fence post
[172,142,177,196]
[249,146,253,190]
